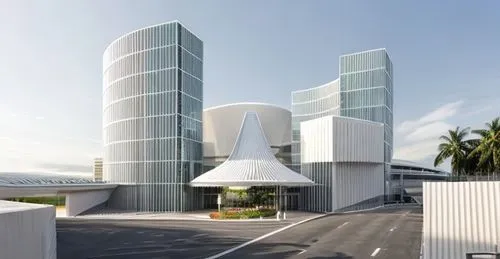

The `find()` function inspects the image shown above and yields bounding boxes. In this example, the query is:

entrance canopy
[190,112,314,187]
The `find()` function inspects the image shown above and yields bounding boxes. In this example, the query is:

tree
[434,127,470,176]
[468,117,500,174]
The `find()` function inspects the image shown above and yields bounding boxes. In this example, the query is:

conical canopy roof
[190,112,314,187]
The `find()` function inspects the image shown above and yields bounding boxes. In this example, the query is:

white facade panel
[423,182,500,259]
[300,116,333,163]
[66,189,114,216]
[301,115,384,163]
[0,201,56,259]
[333,163,384,211]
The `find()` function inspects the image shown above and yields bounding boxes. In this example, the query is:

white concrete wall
[301,115,384,163]
[66,189,114,216]
[423,181,500,259]
[0,201,56,259]
[333,163,384,210]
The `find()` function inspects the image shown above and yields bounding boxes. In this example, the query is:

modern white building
[203,103,292,171]
[292,49,394,201]
[300,116,385,212]
[192,112,313,187]
[102,21,204,212]
[391,159,449,203]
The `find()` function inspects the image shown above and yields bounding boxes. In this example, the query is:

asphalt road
[223,207,423,259]
[56,219,288,259]
[57,207,422,259]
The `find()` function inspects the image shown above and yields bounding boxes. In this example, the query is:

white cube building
[300,115,385,212]
[0,201,56,259]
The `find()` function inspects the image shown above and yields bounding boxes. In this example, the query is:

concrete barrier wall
[423,181,500,259]
[66,189,113,216]
[0,201,56,259]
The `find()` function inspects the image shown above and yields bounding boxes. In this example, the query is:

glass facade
[291,48,394,207]
[291,80,340,172]
[102,21,203,212]
[339,49,393,200]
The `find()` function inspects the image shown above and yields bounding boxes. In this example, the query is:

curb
[57,215,322,223]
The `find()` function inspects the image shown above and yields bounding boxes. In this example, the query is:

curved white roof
[191,112,314,187]
[391,159,449,174]
[203,102,291,158]
[0,173,97,186]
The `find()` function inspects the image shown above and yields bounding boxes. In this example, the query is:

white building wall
[66,189,114,216]
[301,116,384,163]
[0,201,56,259]
[300,115,385,212]
[423,181,500,259]
[333,163,384,211]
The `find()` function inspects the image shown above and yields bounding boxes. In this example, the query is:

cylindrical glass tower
[102,21,203,212]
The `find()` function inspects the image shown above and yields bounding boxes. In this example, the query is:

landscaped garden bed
[209,207,277,219]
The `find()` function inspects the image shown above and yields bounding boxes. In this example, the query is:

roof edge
[204,102,290,113]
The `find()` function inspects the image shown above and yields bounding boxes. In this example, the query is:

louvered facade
[300,115,385,212]
[102,21,203,212]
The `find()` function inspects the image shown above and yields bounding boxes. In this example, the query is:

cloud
[0,137,15,142]
[404,121,454,142]
[463,105,493,117]
[394,100,463,169]
[87,138,102,144]
[35,163,92,174]
[35,116,45,120]
[393,139,441,161]
[397,100,463,134]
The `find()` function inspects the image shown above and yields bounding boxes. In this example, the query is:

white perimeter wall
[423,181,500,259]
[333,163,384,211]
[66,189,113,216]
[0,201,56,259]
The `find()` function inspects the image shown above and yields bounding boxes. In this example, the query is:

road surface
[222,207,423,259]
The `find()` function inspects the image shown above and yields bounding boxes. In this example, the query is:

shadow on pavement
[56,220,271,259]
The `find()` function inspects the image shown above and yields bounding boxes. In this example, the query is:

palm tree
[434,126,470,176]
[468,117,500,177]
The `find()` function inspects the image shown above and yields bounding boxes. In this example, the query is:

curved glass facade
[102,21,203,212]
[291,79,340,172]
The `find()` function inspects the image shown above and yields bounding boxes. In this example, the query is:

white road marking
[371,248,381,257]
[336,222,350,229]
[204,214,327,259]
[297,249,307,255]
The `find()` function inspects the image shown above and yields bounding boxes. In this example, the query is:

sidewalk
[59,209,324,223]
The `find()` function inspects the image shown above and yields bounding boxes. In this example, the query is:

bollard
[283,212,286,220]
[276,211,281,221]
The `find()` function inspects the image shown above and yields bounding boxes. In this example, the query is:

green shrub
[209,208,277,220]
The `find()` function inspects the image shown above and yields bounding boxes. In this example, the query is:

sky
[0,0,499,175]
